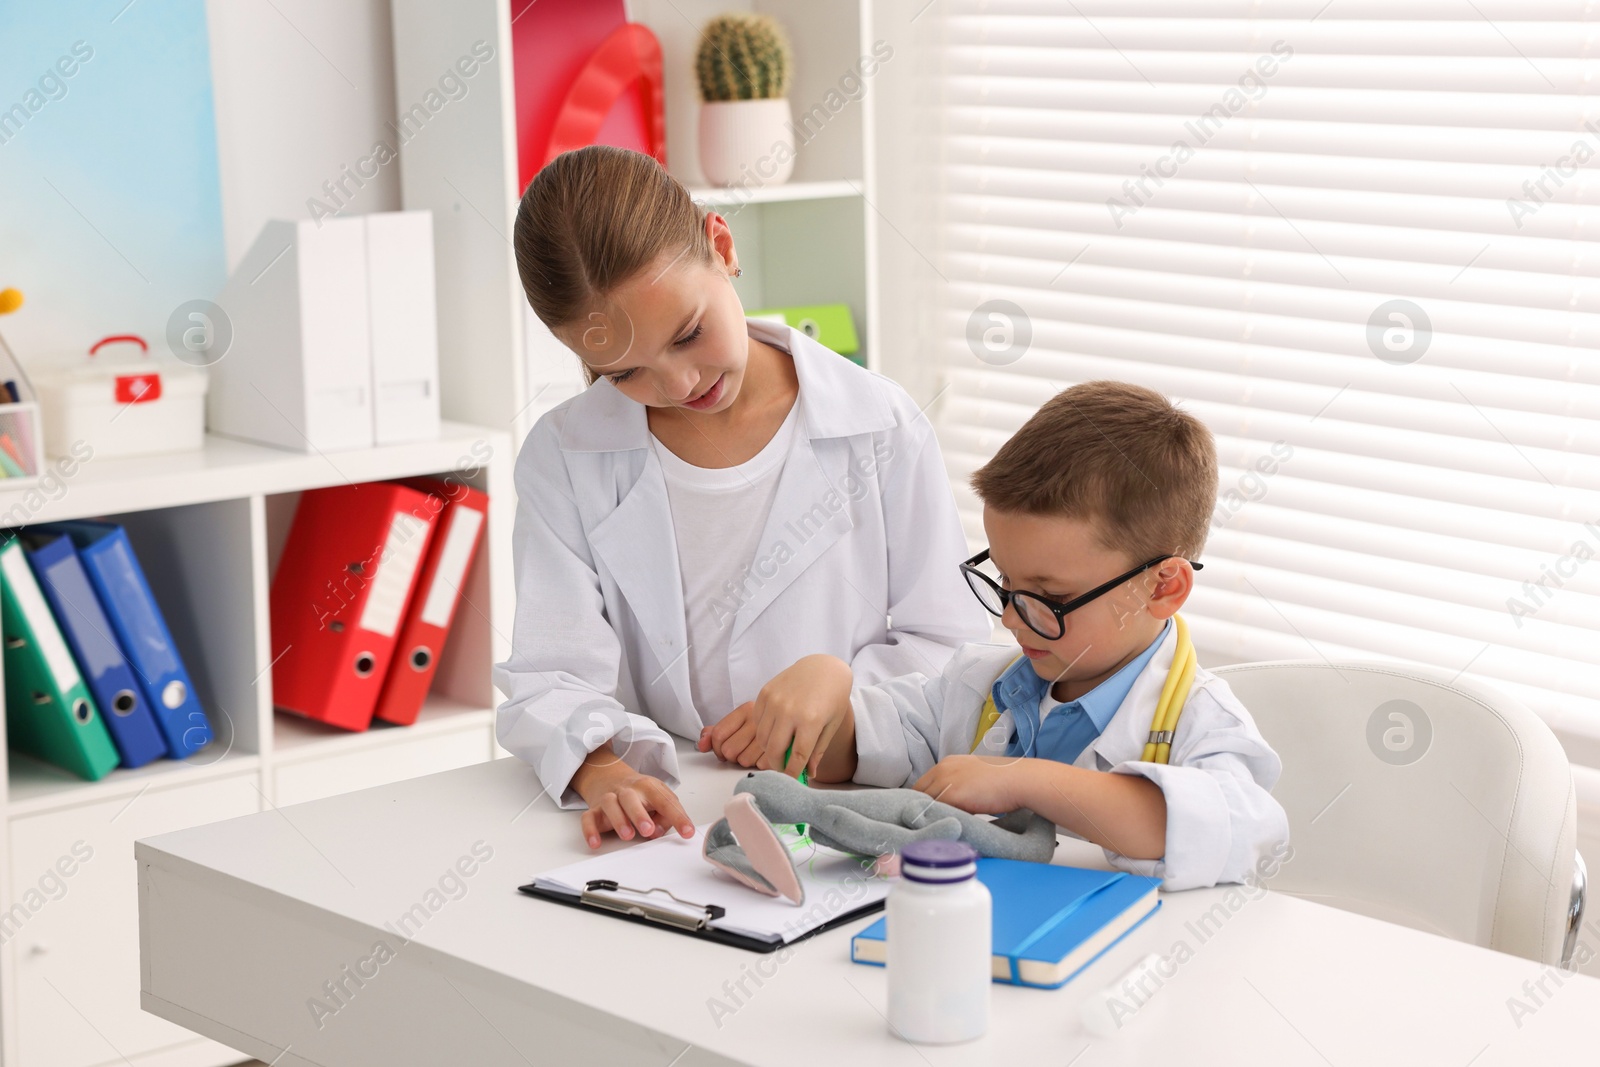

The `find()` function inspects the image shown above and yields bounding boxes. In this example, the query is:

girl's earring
[732,267,743,278]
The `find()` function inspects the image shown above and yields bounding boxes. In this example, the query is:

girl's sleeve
[491,420,677,810]
[848,399,992,686]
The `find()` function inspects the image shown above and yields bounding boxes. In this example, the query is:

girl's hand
[749,654,854,778]
[913,754,1030,816]
[699,702,758,764]
[573,762,695,849]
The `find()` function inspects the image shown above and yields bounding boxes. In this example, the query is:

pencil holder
[0,328,47,486]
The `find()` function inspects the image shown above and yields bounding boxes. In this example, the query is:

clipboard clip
[581,879,728,932]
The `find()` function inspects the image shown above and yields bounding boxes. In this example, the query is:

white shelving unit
[0,423,513,1067]
[0,3,940,1064]
[686,178,863,207]
[390,0,942,437]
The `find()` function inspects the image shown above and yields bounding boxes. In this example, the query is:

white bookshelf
[389,0,941,436]
[686,178,863,207]
[0,3,940,1064]
[0,424,513,1067]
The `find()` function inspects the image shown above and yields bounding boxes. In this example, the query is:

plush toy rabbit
[703,770,1058,904]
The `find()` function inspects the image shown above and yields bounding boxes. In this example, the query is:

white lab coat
[493,318,990,809]
[849,627,1290,890]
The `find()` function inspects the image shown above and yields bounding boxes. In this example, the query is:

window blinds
[926,0,1600,749]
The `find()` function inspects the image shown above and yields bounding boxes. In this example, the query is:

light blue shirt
[992,619,1173,764]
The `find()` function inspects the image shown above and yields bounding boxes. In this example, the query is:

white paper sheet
[532,823,891,944]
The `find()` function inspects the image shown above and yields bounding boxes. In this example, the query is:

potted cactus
[695,13,795,188]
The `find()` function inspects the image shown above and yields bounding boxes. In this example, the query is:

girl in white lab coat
[493,146,988,848]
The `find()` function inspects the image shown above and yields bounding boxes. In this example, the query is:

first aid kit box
[31,335,207,460]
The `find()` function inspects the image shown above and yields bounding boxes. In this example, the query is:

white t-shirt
[650,398,802,725]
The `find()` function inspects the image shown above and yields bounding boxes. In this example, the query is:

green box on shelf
[748,304,862,366]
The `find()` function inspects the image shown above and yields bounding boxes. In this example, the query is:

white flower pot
[698,98,795,188]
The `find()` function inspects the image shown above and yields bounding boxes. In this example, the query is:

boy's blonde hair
[513,146,712,382]
[971,381,1218,561]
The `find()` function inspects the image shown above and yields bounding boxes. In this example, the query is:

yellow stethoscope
[969,614,1197,764]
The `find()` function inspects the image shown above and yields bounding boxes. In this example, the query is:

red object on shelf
[372,478,489,727]
[270,483,437,731]
[113,373,162,403]
[510,0,665,190]
[88,334,148,357]
[540,23,666,173]
[90,334,166,405]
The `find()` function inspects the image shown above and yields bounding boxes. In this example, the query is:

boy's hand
[572,758,695,849]
[913,754,1032,815]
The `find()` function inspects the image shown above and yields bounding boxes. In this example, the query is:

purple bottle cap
[900,840,978,883]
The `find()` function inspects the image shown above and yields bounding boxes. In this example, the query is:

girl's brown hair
[513,146,712,382]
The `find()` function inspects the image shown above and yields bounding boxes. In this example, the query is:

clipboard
[517,878,886,954]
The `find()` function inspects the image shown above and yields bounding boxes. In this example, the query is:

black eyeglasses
[960,549,1202,641]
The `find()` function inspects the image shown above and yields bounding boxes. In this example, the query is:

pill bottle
[886,839,991,1044]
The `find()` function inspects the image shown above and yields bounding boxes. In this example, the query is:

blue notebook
[851,859,1161,989]
[21,531,168,767]
[41,522,212,758]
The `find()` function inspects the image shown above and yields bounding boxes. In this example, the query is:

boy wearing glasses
[702,380,1288,889]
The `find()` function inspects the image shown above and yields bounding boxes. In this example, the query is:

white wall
[205,0,400,271]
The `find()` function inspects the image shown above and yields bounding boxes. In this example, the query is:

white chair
[1212,660,1583,966]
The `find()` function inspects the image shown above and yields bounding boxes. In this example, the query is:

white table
[138,742,1600,1066]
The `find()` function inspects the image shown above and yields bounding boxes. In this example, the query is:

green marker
[784,742,810,787]
[785,743,809,840]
